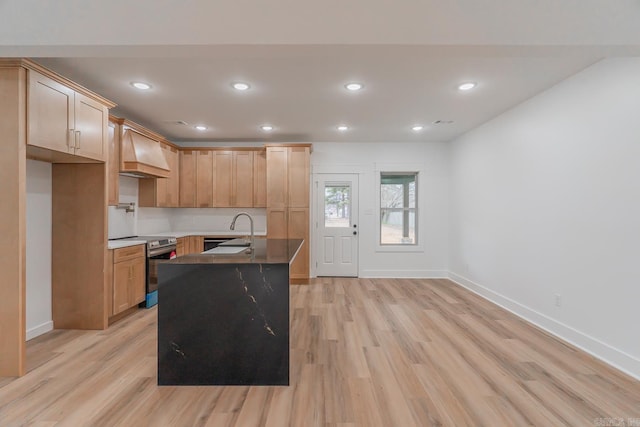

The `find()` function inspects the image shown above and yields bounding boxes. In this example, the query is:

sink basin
[202,246,249,255]
[218,238,251,247]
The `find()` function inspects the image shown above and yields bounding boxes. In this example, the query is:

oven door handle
[148,246,176,258]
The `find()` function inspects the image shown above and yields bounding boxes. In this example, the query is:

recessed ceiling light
[411,125,424,132]
[260,125,274,132]
[337,125,349,132]
[131,82,152,90]
[232,82,251,91]
[194,125,208,131]
[344,82,364,91]
[458,82,477,91]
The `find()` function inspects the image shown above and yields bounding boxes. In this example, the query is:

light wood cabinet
[266,147,288,209]
[214,151,233,207]
[179,150,197,207]
[266,145,311,282]
[110,245,145,316]
[28,69,108,162]
[213,150,255,207]
[107,119,119,205]
[190,236,204,253]
[196,151,214,207]
[233,151,254,207]
[176,237,187,256]
[253,150,267,207]
[139,142,180,207]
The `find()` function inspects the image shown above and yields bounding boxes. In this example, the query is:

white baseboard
[26,321,54,341]
[360,269,449,279]
[448,271,640,381]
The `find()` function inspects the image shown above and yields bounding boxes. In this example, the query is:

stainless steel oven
[147,240,177,295]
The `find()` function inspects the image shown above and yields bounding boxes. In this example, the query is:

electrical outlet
[555,294,562,307]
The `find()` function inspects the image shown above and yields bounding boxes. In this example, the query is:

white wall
[311,141,449,278]
[26,159,52,340]
[449,58,640,379]
[107,175,138,239]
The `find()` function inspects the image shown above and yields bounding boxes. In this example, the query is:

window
[380,172,418,245]
[324,184,351,228]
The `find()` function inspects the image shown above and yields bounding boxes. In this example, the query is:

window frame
[375,165,425,253]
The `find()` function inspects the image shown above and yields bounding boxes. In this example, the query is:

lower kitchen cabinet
[109,244,145,317]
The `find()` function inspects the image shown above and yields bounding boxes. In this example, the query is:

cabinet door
[196,151,213,207]
[74,92,108,161]
[130,257,146,305]
[288,146,310,208]
[28,70,75,154]
[107,121,119,205]
[113,262,131,315]
[233,151,254,207]
[190,236,204,254]
[179,150,197,207]
[214,151,233,207]
[176,238,186,257]
[253,150,267,207]
[266,147,288,208]
[288,207,309,279]
[166,147,180,207]
[267,208,288,239]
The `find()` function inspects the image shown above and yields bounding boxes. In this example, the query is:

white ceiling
[2,0,640,143]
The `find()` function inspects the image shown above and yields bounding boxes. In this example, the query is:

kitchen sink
[218,238,251,247]
[202,246,249,255]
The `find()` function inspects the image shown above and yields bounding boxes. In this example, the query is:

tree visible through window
[324,184,350,228]
[380,173,417,244]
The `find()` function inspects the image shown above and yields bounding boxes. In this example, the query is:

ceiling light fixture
[131,82,152,90]
[344,82,364,91]
[411,125,424,132]
[232,82,251,91]
[337,125,349,132]
[458,82,477,91]
[194,125,208,131]
[260,125,274,132]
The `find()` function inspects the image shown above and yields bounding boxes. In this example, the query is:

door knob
[353,224,357,228]
[353,231,357,235]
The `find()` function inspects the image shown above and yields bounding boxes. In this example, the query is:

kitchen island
[157,238,302,386]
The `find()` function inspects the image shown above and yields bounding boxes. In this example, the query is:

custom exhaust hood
[120,128,170,178]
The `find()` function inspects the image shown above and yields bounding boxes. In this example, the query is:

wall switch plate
[555,294,562,307]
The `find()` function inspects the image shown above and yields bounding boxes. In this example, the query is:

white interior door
[315,174,359,277]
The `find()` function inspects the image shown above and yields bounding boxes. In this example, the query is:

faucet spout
[230,212,255,251]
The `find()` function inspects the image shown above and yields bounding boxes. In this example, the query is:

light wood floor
[1,278,639,426]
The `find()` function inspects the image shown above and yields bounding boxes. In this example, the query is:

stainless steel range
[111,236,177,307]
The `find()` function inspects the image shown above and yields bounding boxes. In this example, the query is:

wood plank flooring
[1,278,638,426]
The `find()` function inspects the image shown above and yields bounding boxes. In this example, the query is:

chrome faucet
[230,212,254,251]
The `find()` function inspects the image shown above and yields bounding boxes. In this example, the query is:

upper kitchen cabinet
[213,150,256,208]
[266,145,311,209]
[253,149,267,207]
[107,119,120,205]
[139,141,180,207]
[179,150,197,207]
[27,68,113,162]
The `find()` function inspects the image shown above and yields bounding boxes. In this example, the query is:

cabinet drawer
[113,244,145,263]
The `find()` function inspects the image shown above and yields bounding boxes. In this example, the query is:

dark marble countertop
[168,238,303,265]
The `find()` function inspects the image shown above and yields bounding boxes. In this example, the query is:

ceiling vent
[163,120,189,126]
[433,120,454,125]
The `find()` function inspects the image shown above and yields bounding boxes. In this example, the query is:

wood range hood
[120,126,170,179]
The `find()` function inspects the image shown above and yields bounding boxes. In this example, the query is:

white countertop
[107,240,147,250]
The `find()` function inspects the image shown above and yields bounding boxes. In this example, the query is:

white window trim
[375,163,426,253]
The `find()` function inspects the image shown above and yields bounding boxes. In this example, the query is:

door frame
[311,164,367,278]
